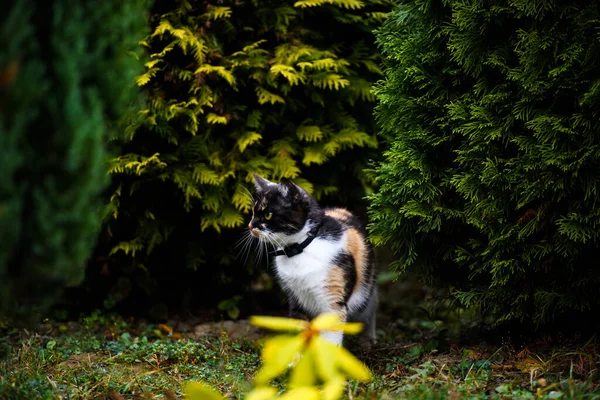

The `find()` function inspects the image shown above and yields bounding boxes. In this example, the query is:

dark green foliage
[94,0,391,313]
[369,0,600,325]
[0,0,149,318]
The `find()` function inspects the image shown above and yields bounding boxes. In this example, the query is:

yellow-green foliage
[185,313,371,400]
[98,0,391,307]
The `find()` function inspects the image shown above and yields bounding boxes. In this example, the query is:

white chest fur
[273,233,346,317]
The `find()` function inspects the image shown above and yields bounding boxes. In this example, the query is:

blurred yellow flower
[251,313,372,388]
[245,387,279,400]
[184,382,224,400]
[310,313,363,334]
[249,316,309,332]
[187,313,371,400]
[255,335,305,384]
[249,313,363,336]
[278,387,320,400]
[321,375,346,400]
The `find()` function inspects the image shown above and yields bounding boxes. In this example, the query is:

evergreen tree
[369,0,600,325]
[0,0,149,319]
[95,0,391,313]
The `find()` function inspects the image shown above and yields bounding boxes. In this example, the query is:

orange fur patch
[347,227,368,295]
[325,208,369,298]
[325,208,352,222]
[326,266,346,311]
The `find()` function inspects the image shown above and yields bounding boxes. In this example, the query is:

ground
[1,292,599,400]
[1,276,599,400]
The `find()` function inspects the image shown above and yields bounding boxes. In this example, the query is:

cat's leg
[286,296,310,368]
[323,264,353,346]
[320,306,347,346]
[287,296,308,320]
[360,286,378,349]
[346,285,378,351]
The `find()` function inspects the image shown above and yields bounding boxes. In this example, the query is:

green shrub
[369,0,600,325]
[96,0,391,313]
[0,0,150,319]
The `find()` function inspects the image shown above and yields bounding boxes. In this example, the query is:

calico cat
[248,174,377,347]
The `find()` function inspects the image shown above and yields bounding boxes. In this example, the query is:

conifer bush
[369,0,600,325]
[97,0,391,312]
[0,0,149,318]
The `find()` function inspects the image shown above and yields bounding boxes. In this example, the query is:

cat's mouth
[250,228,262,238]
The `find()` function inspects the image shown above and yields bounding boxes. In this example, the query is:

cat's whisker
[245,236,259,266]
[261,230,276,247]
[267,234,286,253]
[264,233,279,255]
[259,239,267,266]
[238,231,257,266]
[266,232,288,259]
[237,183,255,204]
[265,237,271,270]
[240,184,254,199]
[272,234,285,247]
[234,230,252,247]
[262,235,274,263]
[283,223,296,229]
[255,238,264,267]
[236,232,255,265]
[270,231,286,247]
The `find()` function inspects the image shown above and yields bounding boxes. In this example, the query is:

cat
[247,174,377,348]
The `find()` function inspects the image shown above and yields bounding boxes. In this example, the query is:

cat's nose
[248,223,253,230]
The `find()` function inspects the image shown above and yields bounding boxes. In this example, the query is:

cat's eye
[265,212,273,220]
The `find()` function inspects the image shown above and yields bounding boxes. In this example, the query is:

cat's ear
[279,178,301,200]
[254,174,274,192]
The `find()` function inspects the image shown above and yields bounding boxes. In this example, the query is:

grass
[1,310,599,400]
[0,315,261,399]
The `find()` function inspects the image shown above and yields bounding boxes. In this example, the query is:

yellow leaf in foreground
[255,335,305,385]
[321,375,347,400]
[289,352,316,388]
[337,345,372,382]
[310,336,338,382]
[261,335,294,364]
[245,387,278,400]
[278,387,320,400]
[184,382,224,400]
[310,313,363,334]
[250,316,309,332]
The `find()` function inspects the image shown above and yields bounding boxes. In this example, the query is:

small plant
[185,313,371,400]
[217,296,243,320]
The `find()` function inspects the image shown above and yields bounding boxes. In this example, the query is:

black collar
[273,223,320,258]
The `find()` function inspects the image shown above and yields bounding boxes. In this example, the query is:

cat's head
[248,174,317,239]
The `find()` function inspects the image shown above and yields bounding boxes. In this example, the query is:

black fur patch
[251,177,323,236]
[318,216,345,240]
[333,252,357,306]
[251,187,308,235]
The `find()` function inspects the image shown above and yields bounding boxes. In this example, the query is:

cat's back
[324,207,365,232]
[324,207,375,304]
